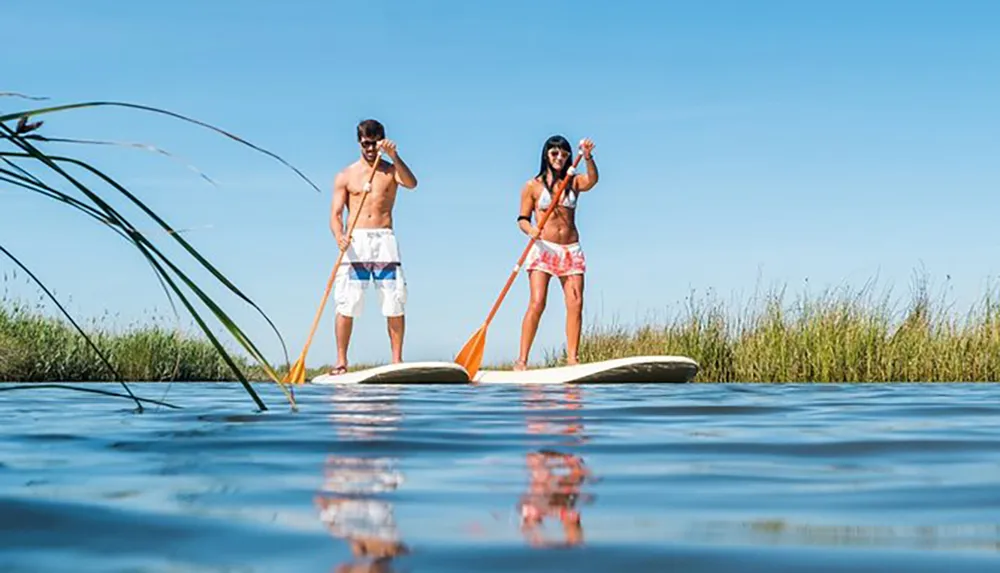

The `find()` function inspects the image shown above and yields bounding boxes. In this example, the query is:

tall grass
[0,296,237,382]
[6,271,1000,383]
[0,288,370,382]
[543,273,1000,382]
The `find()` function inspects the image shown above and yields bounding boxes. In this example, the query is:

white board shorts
[316,497,400,542]
[334,228,407,318]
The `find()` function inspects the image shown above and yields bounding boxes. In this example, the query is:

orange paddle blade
[454,326,487,380]
[282,357,307,385]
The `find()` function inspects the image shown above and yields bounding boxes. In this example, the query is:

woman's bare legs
[516,271,551,370]
[559,274,584,365]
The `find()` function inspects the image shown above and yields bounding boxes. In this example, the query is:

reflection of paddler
[315,457,407,546]
[316,497,401,546]
[318,389,408,571]
[517,385,593,548]
[523,386,585,442]
[321,456,404,496]
[518,449,592,547]
[327,386,402,439]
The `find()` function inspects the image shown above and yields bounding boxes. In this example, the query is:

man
[328,119,418,375]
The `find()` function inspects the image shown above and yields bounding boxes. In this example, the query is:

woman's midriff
[536,209,579,244]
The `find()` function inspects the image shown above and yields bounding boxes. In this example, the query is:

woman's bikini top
[536,178,577,210]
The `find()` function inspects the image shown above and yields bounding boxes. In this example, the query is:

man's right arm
[330,172,348,247]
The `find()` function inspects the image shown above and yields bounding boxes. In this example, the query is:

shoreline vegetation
[4,273,1000,383]
[6,96,995,410]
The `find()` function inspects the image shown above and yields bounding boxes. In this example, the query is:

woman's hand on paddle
[576,138,599,191]
[528,226,541,239]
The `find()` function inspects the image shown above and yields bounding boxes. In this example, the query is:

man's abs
[346,184,397,229]
[348,203,394,229]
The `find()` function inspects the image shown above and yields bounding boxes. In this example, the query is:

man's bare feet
[329,364,348,375]
[513,359,528,372]
[566,356,579,366]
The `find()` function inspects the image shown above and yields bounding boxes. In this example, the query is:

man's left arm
[380,139,418,189]
[392,153,418,189]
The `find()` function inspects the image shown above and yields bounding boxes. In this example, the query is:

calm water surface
[1,382,998,572]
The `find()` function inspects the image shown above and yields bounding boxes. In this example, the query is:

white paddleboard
[474,355,699,385]
[310,355,698,385]
[310,361,470,385]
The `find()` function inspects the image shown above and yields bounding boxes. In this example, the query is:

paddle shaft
[480,152,585,328]
[292,152,383,366]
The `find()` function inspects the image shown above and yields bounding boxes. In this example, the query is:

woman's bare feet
[329,364,348,376]
[566,356,580,366]
[513,359,528,372]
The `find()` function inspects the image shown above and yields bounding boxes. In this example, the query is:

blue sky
[3,0,999,368]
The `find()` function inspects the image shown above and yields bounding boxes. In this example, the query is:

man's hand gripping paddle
[283,152,382,384]
[454,146,585,380]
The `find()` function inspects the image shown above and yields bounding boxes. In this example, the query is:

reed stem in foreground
[2,95,322,408]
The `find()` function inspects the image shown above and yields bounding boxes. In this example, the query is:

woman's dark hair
[536,135,573,188]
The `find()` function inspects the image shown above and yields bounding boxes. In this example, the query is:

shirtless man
[329,119,418,374]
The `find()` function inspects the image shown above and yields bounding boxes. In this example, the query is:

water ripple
[0,382,997,572]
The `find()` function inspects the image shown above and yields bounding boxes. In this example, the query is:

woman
[515,135,598,371]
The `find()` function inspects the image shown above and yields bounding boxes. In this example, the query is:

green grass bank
[3,276,1000,383]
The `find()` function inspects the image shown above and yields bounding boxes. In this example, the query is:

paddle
[454,148,585,380]
[283,151,383,384]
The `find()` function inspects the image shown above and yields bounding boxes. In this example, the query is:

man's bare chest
[347,172,396,197]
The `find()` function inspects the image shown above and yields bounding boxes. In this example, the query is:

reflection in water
[737,519,1000,552]
[314,386,408,572]
[518,386,597,548]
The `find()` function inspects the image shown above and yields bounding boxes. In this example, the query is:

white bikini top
[537,179,577,210]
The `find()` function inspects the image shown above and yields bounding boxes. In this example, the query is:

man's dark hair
[357,119,385,141]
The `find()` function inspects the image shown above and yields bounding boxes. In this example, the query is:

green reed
[1,94,325,408]
[543,274,1000,382]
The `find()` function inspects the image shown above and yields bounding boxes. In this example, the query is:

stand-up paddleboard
[474,355,698,385]
[311,355,698,384]
[311,361,470,385]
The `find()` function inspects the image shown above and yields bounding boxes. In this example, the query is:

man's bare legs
[387,315,404,364]
[559,274,584,365]
[333,314,404,373]
[334,313,353,374]
[516,271,551,371]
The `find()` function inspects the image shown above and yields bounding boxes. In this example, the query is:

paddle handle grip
[294,152,383,363]
[481,151,586,327]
